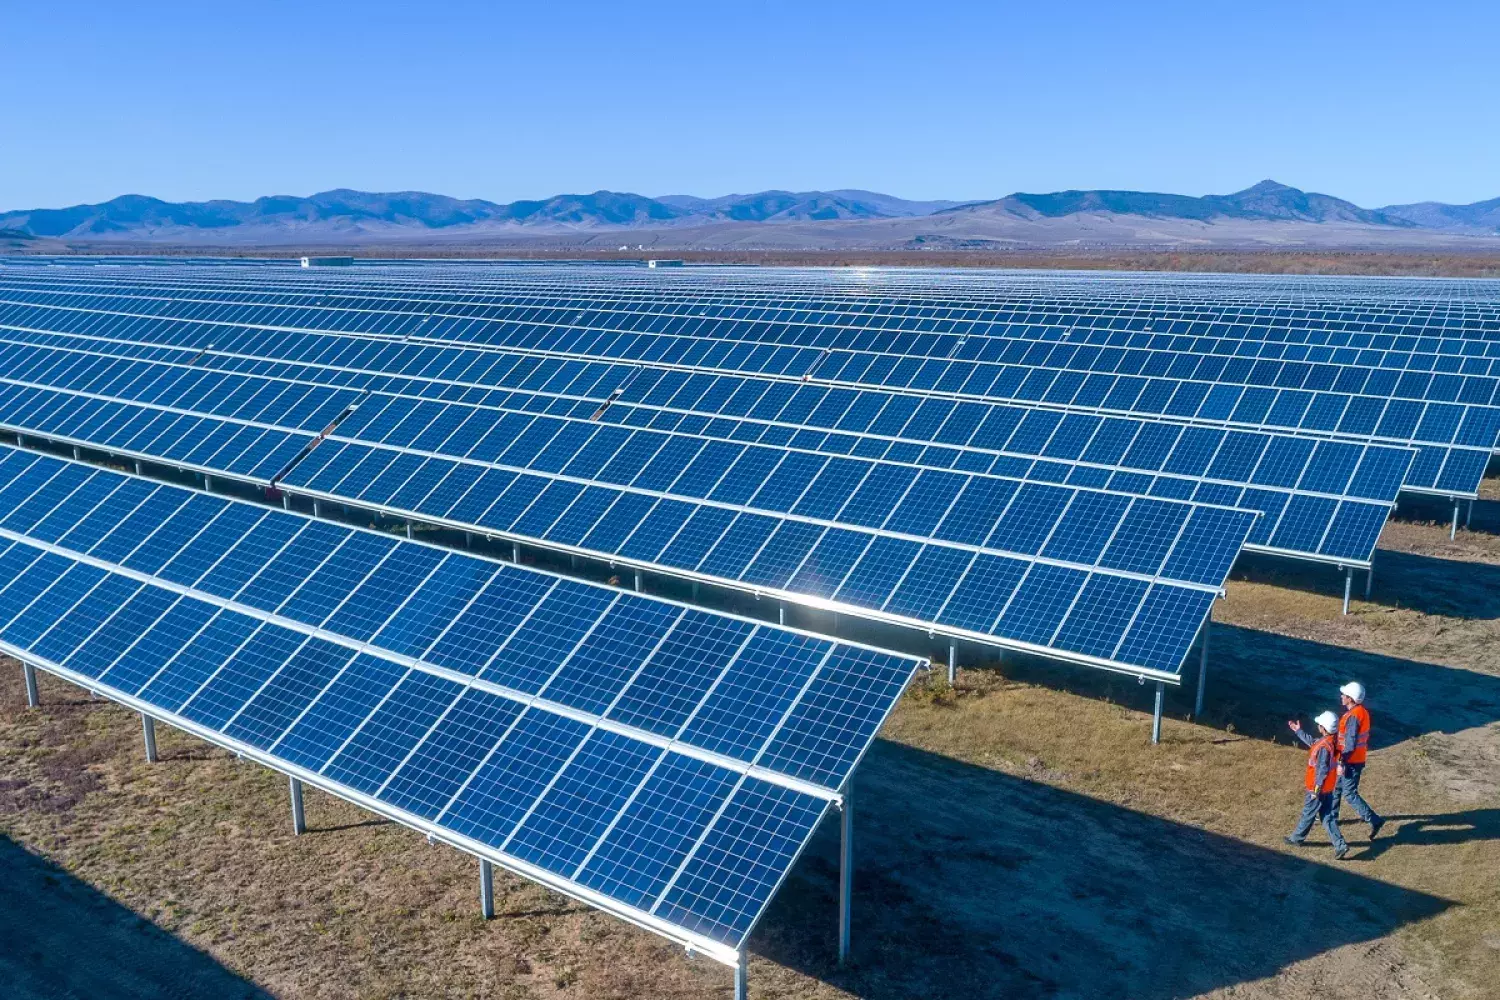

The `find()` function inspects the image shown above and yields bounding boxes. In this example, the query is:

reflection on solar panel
[0,442,923,974]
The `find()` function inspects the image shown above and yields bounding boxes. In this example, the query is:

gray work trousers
[1290,791,1347,852]
[1333,763,1381,826]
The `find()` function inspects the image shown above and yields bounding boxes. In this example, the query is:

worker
[1334,681,1385,840]
[1285,710,1349,860]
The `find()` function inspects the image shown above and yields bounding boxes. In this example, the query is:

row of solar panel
[14,291,1500,470]
[0,367,1246,674]
[0,331,1406,566]
[13,284,1479,481]
[0,443,922,949]
[0,336,1246,582]
[8,277,1498,344]
[14,279,1500,363]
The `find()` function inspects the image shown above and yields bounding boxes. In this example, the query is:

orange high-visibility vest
[1305,735,1338,793]
[1339,705,1371,764]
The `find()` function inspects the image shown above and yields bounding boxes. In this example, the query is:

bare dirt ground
[3,500,1500,999]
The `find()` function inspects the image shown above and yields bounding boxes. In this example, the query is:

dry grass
[4,505,1500,998]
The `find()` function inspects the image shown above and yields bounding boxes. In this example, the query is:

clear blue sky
[4,1,1497,211]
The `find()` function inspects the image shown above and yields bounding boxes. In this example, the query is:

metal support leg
[734,959,748,1000]
[464,531,473,549]
[1467,499,1474,529]
[777,602,785,626]
[313,500,321,517]
[511,541,520,562]
[22,663,38,708]
[142,715,157,763]
[691,582,699,601]
[134,461,143,476]
[281,494,290,510]
[634,570,642,592]
[1365,566,1373,599]
[72,446,81,460]
[1194,619,1209,719]
[947,639,957,687]
[289,777,306,835]
[479,859,494,919]
[1342,567,1352,615]
[1451,500,1460,540]
[1151,682,1164,744]
[204,475,213,491]
[838,787,853,966]
[406,522,414,540]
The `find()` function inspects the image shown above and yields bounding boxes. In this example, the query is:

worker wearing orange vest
[1284,710,1349,859]
[1334,681,1385,839]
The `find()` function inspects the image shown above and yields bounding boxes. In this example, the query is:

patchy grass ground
[3,506,1499,999]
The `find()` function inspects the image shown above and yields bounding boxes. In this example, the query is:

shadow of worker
[1360,808,1500,861]
[754,740,1454,1000]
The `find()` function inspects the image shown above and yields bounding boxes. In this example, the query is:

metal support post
[1151,682,1164,744]
[281,494,290,510]
[204,475,213,491]
[1467,499,1474,529]
[947,639,957,687]
[1365,566,1373,599]
[838,787,853,966]
[22,663,38,708]
[464,531,472,549]
[1194,618,1209,719]
[313,500,321,517]
[1342,567,1352,615]
[479,859,494,919]
[777,602,785,626]
[406,522,414,540]
[289,777,305,835]
[634,569,642,592]
[1451,500,1460,540]
[511,541,520,562]
[72,446,81,460]
[142,715,157,763]
[734,959,748,1000]
[134,461,143,476]
[691,582,699,601]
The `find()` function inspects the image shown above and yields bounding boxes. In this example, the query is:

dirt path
[2,510,1497,999]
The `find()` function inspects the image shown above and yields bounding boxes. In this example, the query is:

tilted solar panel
[0,325,1405,568]
[0,442,923,963]
[0,340,1255,680]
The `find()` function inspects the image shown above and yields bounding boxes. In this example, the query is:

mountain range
[5,181,1500,250]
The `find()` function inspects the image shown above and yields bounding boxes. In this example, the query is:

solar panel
[0,441,923,964]
[0,323,1406,568]
[0,274,1485,500]
[0,338,1255,680]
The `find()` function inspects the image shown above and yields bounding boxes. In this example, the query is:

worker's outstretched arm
[1295,729,1315,748]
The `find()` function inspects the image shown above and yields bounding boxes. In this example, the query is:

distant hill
[960,181,1414,227]
[3,181,1499,249]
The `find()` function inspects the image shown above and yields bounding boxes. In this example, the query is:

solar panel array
[0,268,1488,501]
[0,333,1251,678]
[0,441,922,963]
[0,296,1408,569]
[9,259,1478,691]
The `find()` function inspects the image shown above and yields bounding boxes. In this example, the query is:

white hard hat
[1339,681,1365,703]
[1315,711,1339,732]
